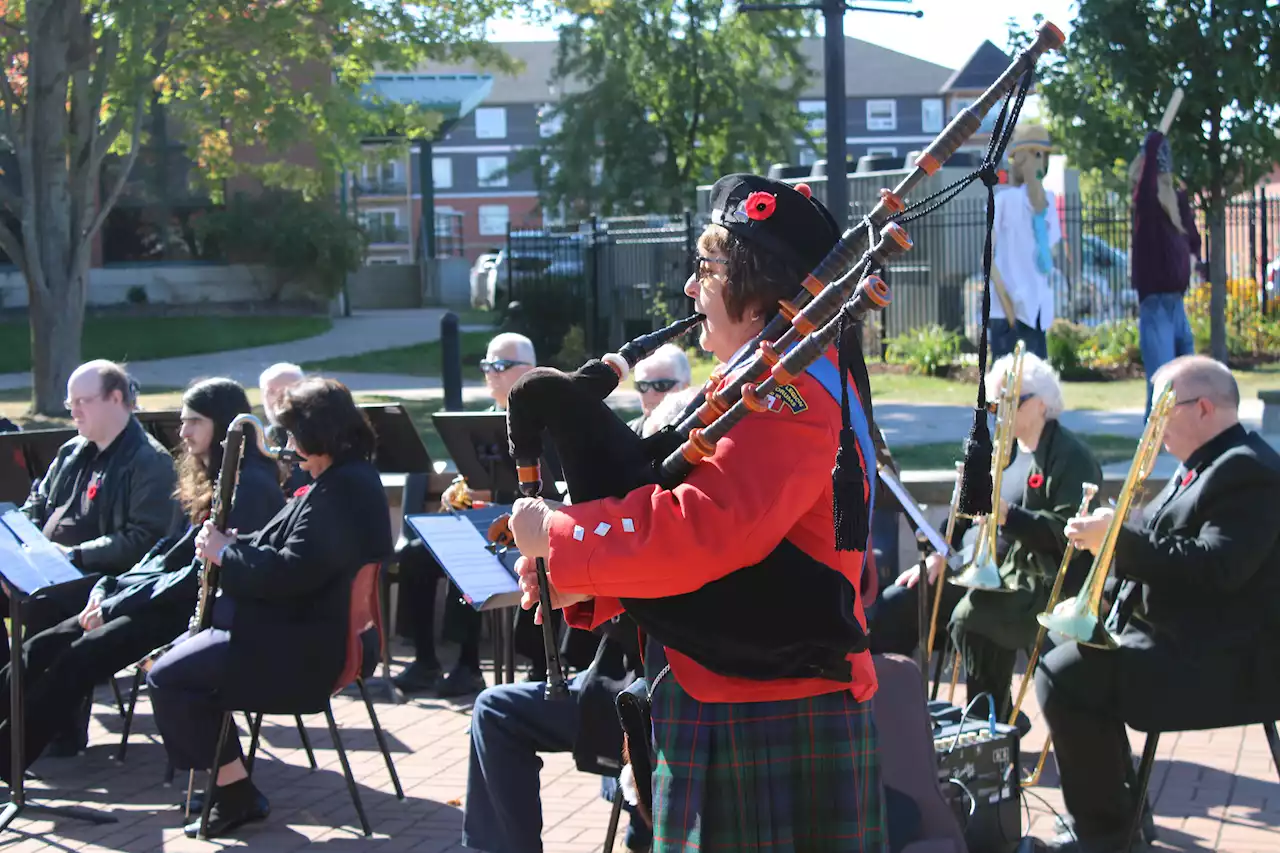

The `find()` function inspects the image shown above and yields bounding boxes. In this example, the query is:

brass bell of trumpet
[950,341,1026,593]
[1035,385,1176,649]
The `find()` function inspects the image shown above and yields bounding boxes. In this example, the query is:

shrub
[1046,319,1089,377]
[1185,277,1280,357]
[885,324,963,376]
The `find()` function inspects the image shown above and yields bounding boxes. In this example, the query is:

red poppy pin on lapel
[1181,469,1196,488]
[293,484,312,498]
[1027,473,1044,489]
[86,474,101,501]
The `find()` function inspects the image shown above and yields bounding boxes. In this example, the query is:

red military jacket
[552,346,878,705]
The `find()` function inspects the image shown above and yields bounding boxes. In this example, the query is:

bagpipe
[495,20,1067,700]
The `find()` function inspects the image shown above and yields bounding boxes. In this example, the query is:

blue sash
[803,357,877,522]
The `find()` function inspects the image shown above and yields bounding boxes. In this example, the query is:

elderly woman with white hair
[944,349,1103,730]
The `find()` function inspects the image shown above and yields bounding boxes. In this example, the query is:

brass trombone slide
[1010,481,1099,786]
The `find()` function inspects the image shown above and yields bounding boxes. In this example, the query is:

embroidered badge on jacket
[773,384,808,414]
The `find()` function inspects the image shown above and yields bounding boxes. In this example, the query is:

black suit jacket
[1106,424,1280,730]
[217,459,392,714]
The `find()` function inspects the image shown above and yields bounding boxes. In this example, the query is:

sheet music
[0,507,83,594]
[406,511,521,611]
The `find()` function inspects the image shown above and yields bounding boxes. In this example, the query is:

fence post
[441,311,463,412]
[588,215,600,352]
[1262,189,1270,315]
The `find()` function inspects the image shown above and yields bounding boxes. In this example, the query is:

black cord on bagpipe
[877,67,1035,516]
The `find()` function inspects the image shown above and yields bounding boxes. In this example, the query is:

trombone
[1036,385,1176,650]
[1010,481,1099,785]
[950,340,1025,592]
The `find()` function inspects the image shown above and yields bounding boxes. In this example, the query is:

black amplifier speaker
[930,701,1024,853]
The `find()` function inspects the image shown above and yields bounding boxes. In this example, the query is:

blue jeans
[1139,293,1194,418]
[463,673,651,853]
[990,318,1047,360]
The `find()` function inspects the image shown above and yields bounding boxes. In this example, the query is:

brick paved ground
[0,645,1275,852]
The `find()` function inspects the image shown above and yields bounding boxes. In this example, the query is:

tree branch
[75,88,145,270]
[0,217,25,275]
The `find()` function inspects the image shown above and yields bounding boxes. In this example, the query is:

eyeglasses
[479,359,530,374]
[64,394,103,411]
[694,254,728,278]
[635,379,680,394]
[985,393,1036,415]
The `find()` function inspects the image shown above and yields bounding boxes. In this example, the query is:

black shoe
[392,661,441,694]
[183,780,269,839]
[435,663,486,698]
[1013,710,1033,739]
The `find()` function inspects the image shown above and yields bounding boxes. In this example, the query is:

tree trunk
[1208,193,1228,363]
[29,262,87,416]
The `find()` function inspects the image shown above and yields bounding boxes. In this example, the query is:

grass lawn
[0,315,332,375]
[891,433,1141,470]
[303,331,492,381]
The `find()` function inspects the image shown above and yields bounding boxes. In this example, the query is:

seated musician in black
[146,377,392,838]
[396,332,574,696]
[0,378,284,774]
[258,361,310,494]
[2,360,183,658]
[1034,355,1280,853]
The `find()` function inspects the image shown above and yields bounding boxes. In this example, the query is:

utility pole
[739,0,921,229]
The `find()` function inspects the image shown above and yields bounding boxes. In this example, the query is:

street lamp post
[739,0,921,229]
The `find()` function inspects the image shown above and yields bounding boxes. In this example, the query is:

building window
[478,204,510,236]
[865,147,899,158]
[432,157,453,189]
[474,107,507,140]
[921,98,944,134]
[866,99,897,131]
[798,99,825,135]
[477,156,509,188]
[540,154,560,182]
[361,209,403,244]
[538,104,562,138]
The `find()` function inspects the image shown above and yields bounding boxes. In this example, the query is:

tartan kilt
[650,675,888,853]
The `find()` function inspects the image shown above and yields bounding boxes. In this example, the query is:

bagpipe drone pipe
[498,20,1068,697]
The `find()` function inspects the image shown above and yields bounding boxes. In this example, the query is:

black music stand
[0,504,117,831]
[18,428,77,485]
[135,410,183,454]
[405,505,523,685]
[432,411,519,502]
[360,403,434,475]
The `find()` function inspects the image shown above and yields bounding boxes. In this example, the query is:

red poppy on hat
[1027,473,1044,489]
[293,484,312,498]
[744,191,777,221]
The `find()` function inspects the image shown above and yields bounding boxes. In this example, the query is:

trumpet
[1036,385,1176,649]
[1011,481,1099,786]
[950,341,1026,592]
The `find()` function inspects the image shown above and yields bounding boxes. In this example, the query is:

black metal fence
[503,190,1279,362]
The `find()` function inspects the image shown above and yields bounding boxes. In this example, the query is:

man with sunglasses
[628,344,692,435]
[479,333,537,410]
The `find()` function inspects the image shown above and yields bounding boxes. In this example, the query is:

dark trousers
[0,577,101,665]
[1034,641,1138,840]
[0,603,190,782]
[867,578,964,658]
[147,628,242,772]
[953,629,1019,722]
[990,317,1048,360]
[462,674,649,853]
[399,539,481,670]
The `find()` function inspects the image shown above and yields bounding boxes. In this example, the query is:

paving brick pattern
[1,647,1275,852]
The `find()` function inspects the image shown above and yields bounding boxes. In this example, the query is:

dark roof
[942,40,1012,92]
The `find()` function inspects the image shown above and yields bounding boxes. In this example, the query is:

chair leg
[296,715,318,770]
[115,667,145,762]
[245,713,265,774]
[603,786,624,853]
[357,677,403,799]
[164,760,175,786]
[1125,732,1160,853]
[109,674,127,717]
[1264,721,1280,783]
[197,712,235,839]
[323,702,372,837]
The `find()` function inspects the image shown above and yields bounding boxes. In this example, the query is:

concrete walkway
[0,308,483,392]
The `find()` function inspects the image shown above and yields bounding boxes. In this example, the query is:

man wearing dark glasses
[479,333,537,411]
[628,344,691,436]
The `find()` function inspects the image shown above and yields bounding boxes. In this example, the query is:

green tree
[526,0,816,217]
[1009,1,1280,362]
[0,0,522,415]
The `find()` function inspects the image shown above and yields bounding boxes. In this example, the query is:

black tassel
[832,311,869,552]
[957,407,993,516]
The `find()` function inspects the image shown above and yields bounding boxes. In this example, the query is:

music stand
[360,403,433,475]
[432,412,519,502]
[18,428,77,484]
[0,503,116,831]
[135,410,183,454]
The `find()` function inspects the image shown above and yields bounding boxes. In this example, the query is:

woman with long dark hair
[148,377,392,838]
[0,377,284,779]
